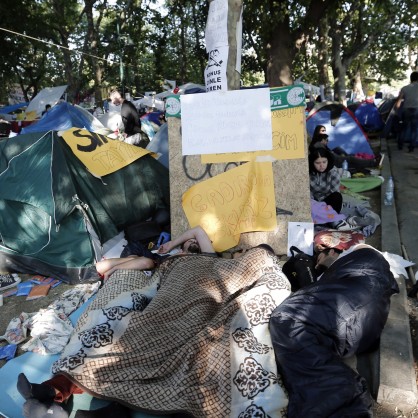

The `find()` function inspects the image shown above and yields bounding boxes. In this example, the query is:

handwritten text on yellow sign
[182,161,277,252]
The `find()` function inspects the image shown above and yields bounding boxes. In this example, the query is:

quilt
[52,247,291,417]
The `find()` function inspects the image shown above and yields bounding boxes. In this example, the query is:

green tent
[0,131,170,283]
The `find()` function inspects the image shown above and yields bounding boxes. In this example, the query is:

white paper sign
[205,0,229,52]
[180,88,273,155]
[205,46,228,92]
[287,222,314,256]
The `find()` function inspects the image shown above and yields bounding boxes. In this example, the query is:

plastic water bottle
[342,160,348,171]
[341,160,350,178]
[384,176,394,206]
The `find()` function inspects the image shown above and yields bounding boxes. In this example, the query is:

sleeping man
[95,225,215,280]
[269,244,399,418]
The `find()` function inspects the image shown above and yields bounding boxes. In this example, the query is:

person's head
[109,90,123,105]
[313,125,327,138]
[410,71,418,83]
[309,147,334,174]
[181,238,201,254]
[315,247,342,272]
[310,133,329,148]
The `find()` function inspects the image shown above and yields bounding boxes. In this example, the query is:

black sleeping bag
[269,248,399,418]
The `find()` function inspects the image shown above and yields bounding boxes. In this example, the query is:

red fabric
[43,374,83,402]
[314,230,365,252]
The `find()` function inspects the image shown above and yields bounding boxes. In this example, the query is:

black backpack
[282,246,318,291]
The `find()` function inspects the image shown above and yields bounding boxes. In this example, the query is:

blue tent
[306,102,374,156]
[21,102,103,134]
[353,102,384,133]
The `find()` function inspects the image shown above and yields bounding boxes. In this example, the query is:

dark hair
[312,125,326,140]
[411,71,418,83]
[309,147,335,174]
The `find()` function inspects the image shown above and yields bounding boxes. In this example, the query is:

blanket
[52,247,291,417]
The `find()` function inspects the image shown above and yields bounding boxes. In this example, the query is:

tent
[146,122,169,169]
[24,85,68,118]
[0,130,170,284]
[306,102,374,156]
[351,101,384,133]
[155,82,205,99]
[21,102,105,134]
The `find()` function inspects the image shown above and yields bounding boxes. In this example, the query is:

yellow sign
[201,106,305,163]
[61,128,151,176]
[182,161,277,252]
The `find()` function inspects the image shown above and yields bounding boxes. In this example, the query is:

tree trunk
[226,0,243,90]
[317,17,329,90]
[266,17,293,87]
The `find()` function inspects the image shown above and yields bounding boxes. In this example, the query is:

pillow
[314,230,365,252]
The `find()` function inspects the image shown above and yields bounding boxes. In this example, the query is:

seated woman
[309,147,355,231]
[310,125,378,170]
[96,226,215,280]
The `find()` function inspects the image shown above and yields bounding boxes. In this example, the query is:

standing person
[395,71,418,152]
[109,90,148,148]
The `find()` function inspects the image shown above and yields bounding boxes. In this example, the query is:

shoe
[0,273,21,291]
[333,220,360,232]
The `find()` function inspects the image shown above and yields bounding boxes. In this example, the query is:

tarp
[21,102,104,134]
[0,102,28,116]
[146,122,168,169]
[25,85,68,118]
[0,130,170,283]
[306,102,374,156]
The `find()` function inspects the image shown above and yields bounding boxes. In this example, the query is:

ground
[1,138,417,417]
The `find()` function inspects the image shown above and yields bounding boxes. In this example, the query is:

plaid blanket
[52,247,291,417]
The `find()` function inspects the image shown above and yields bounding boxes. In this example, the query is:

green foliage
[0,0,416,103]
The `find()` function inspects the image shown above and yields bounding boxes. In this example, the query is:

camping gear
[52,247,290,417]
[353,101,384,133]
[21,102,104,134]
[282,246,318,291]
[24,85,68,119]
[340,176,383,192]
[306,102,374,156]
[0,131,170,284]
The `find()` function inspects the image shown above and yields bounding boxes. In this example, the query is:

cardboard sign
[182,161,277,252]
[60,128,151,176]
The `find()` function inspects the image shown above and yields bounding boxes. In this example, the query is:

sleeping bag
[269,247,399,417]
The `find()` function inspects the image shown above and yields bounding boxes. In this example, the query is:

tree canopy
[0,0,416,104]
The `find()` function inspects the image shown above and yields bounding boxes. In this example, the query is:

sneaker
[0,273,21,291]
[333,220,360,232]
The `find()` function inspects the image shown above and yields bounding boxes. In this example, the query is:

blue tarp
[21,102,98,134]
[0,102,28,114]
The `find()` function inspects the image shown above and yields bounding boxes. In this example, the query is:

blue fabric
[354,102,384,132]
[0,103,28,114]
[21,102,97,134]
[307,104,374,155]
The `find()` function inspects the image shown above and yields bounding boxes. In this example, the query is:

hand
[158,242,172,254]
